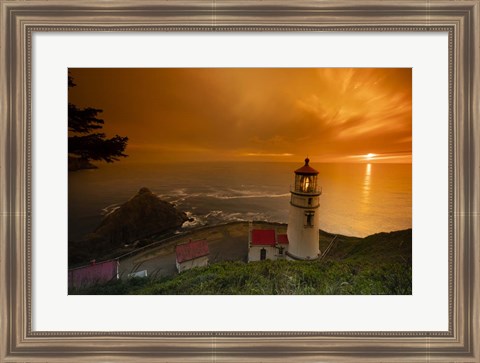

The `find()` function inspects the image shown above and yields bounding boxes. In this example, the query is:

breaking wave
[181,211,206,228]
[156,187,289,229]
[211,190,290,200]
[181,210,271,230]
[101,204,121,216]
[157,188,290,203]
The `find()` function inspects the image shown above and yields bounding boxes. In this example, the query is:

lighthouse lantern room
[286,158,321,260]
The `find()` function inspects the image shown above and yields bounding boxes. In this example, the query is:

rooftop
[251,229,276,247]
[294,157,319,175]
[277,234,289,245]
[175,239,209,264]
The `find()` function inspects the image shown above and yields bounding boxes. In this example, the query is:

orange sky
[68,68,412,163]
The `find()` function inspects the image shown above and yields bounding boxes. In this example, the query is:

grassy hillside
[71,229,412,295]
[321,229,412,263]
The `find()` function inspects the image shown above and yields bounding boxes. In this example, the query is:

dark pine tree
[68,75,128,170]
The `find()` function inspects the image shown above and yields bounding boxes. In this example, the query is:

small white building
[248,229,289,262]
[276,233,289,259]
[175,239,209,273]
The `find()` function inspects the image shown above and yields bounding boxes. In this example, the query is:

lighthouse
[286,158,321,260]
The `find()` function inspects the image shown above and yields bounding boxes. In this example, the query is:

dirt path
[118,221,287,279]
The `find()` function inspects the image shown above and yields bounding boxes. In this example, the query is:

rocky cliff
[69,187,188,266]
[93,187,187,243]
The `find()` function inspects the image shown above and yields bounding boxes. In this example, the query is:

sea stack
[91,187,188,245]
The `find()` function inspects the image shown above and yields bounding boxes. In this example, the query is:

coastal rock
[69,188,188,266]
[92,187,188,245]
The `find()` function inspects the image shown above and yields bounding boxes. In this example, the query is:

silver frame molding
[1,1,479,361]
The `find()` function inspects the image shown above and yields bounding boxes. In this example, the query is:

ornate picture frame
[1,1,478,361]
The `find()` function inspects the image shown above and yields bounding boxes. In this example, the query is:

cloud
[69,68,411,163]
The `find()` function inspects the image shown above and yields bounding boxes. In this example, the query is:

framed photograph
[1,0,479,361]
[67,67,412,296]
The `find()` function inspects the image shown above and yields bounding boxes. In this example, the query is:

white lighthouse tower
[286,158,321,260]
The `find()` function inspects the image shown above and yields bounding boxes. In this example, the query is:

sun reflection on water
[361,163,372,208]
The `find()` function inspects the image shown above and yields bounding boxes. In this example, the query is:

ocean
[68,161,411,241]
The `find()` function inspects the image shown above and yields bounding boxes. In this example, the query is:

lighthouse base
[286,251,320,261]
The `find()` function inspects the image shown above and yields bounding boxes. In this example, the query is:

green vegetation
[70,229,411,295]
[68,74,128,171]
[70,260,411,295]
[320,229,412,264]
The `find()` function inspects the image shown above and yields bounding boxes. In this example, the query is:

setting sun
[366,153,376,160]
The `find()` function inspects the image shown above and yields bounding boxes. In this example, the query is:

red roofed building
[248,227,290,262]
[68,259,119,289]
[251,229,276,247]
[175,239,209,273]
[277,234,289,245]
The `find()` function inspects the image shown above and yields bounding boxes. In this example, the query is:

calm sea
[68,162,411,241]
